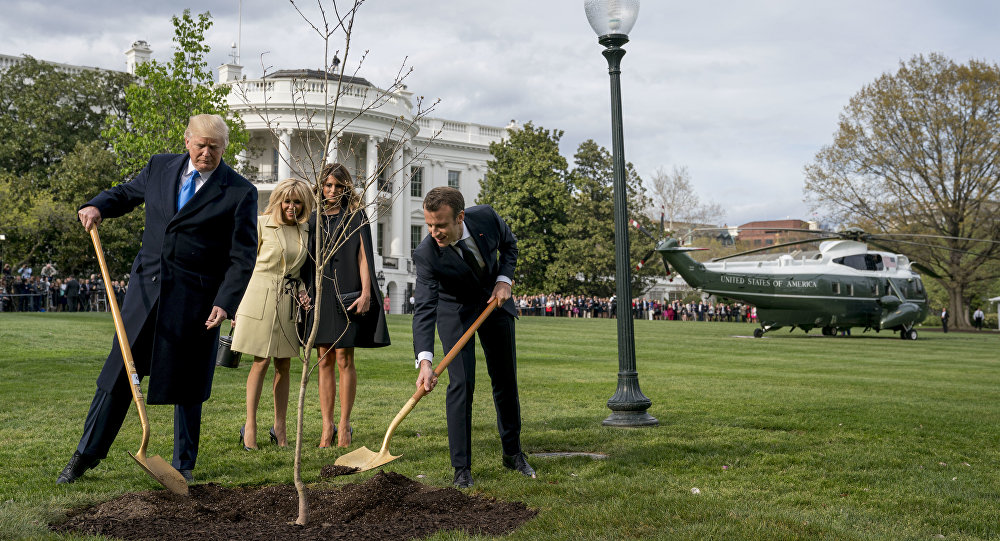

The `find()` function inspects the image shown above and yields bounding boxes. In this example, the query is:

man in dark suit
[413,186,535,489]
[64,276,80,312]
[57,114,258,485]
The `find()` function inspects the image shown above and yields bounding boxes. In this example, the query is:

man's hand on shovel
[416,360,438,393]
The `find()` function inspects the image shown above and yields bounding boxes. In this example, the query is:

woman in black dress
[301,163,389,448]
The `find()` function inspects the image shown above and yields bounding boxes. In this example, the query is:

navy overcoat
[86,153,258,404]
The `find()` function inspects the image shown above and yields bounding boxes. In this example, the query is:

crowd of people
[0,263,127,313]
[514,294,758,322]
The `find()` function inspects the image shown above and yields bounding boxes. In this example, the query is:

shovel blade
[334,445,401,472]
[129,451,189,496]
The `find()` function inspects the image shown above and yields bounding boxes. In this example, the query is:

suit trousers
[442,309,521,468]
[76,304,203,470]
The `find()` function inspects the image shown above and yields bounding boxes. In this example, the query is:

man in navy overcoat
[413,187,535,489]
[57,114,258,484]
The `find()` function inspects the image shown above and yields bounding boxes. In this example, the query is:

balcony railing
[415,118,507,146]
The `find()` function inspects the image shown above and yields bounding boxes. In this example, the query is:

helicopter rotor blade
[867,237,998,259]
[712,236,839,261]
[910,262,942,279]
[635,249,656,271]
[870,232,1000,245]
[630,219,659,242]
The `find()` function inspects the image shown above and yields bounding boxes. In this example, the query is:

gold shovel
[89,227,189,496]
[336,298,500,472]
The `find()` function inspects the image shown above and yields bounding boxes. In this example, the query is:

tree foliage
[103,10,248,179]
[804,53,1000,328]
[0,57,130,184]
[478,122,571,293]
[479,127,659,297]
[0,57,133,272]
[546,139,658,296]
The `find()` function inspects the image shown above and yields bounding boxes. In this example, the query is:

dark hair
[423,187,465,219]
[319,163,361,212]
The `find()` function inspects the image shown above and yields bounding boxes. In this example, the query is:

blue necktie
[177,170,200,211]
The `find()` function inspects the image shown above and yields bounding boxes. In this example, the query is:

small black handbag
[338,290,361,310]
[216,326,241,368]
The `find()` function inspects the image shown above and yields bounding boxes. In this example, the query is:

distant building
[0,52,104,75]
[736,219,818,247]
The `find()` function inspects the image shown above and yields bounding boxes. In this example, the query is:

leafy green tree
[0,57,130,192]
[57,141,144,274]
[0,172,77,270]
[0,57,132,272]
[804,53,1000,328]
[478,122,571,294]
[547,139,657,296]
[103,9,248,179]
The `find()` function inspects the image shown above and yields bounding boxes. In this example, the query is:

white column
[236,149,248,172]
[278,129,291,181]
[365,135,380,258]
[391,144,406,257]
[326,133,339,165]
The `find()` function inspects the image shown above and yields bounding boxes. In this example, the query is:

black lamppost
[585,0,657,427]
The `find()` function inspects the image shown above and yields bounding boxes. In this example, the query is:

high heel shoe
[239,426,255,451]
[269,426,279,445]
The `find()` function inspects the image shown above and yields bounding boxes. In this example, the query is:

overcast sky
[3,0,999,225]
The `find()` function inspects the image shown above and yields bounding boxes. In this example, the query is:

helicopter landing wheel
[753,328,764,338]
[907,329,918,340]
[821,325,835,336]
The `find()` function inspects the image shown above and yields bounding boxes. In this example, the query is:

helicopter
[633,223,934,339]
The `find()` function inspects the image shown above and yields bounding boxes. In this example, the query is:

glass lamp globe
[584,0,639,37]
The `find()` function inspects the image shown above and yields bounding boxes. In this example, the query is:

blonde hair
[320,163,362,212]
[265,178,313,225]
[185,114,230,146]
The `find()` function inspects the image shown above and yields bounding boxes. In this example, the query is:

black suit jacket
[411,205,517,357]
[86,153,258,404]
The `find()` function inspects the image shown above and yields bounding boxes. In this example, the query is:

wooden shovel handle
[89,227,152,459]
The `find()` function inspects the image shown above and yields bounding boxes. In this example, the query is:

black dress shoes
[453,467,474,489]
[178,469,194,483]
[56,451,101,484]
[502,452,536,478]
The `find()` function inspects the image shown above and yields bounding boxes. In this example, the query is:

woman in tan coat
[232,178,312,449]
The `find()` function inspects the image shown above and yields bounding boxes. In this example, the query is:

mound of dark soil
[52,470,537,540]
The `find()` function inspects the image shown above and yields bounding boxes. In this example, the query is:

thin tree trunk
[293,356,310,525]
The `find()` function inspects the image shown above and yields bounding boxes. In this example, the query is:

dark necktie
[456,238,485,281]
[177,170,200,211]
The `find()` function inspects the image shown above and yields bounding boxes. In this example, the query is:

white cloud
[3,0,999,224]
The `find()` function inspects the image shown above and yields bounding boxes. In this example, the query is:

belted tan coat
[232,214,309,358]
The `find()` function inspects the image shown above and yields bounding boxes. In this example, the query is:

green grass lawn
[2,312,999,540]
